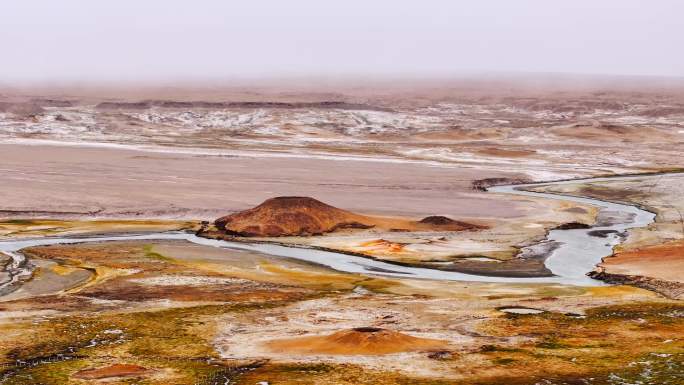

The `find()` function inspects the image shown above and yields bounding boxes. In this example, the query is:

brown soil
[590,241,684,299]
[78,280,303,303]
[553,222,591,230]
[553,123,662,141]
[563,207,588,214]
[214,196,485,237]
[417,215,485,230]
[443,257,552,278]
[0,101,44,117]
[73,364,152,379]
[472,177,532,191]
[601,241,684,283]
[265,327,447,355]
[477,147,536,158]
[578,185,647,202]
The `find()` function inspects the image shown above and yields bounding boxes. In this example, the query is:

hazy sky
[1,0,683,83]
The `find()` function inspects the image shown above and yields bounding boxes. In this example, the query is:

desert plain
[0,78,683,384]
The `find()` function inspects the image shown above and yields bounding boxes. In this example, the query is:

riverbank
[197,172,671,286]
[526,172,684,299]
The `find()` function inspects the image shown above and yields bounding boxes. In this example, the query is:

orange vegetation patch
[73,364,152,380]
[605,241,684,282]
[265,327,447,355]
[359,239,406,253]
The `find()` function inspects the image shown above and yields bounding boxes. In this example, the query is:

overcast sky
[1,0,683,83]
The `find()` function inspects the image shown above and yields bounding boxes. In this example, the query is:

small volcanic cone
[215,196,374,237]
[418,215,487,231]
[73,364,152,380]
[265,327,447,355]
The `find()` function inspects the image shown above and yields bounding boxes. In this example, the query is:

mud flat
[527,172,684,298]
[0,143,523,220]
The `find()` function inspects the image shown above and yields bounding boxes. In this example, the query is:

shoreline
[588,269,684,300]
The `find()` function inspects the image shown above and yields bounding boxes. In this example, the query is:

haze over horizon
[1,0,683,84]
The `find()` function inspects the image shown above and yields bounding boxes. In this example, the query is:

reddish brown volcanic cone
[215,196,374,237]
[265,327,448,355]
[418,215,486,231]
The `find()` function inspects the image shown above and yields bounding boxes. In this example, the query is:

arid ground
[1,78,683,384]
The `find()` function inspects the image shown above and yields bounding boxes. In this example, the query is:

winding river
[1,173,674,293]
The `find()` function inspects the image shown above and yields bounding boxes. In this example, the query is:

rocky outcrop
[588,269,684,300]
[472,177,531,191]
[215,196,374,237]
[553,222,591,230]
[419,216,487,231]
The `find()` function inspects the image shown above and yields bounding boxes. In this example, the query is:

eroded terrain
[1,81,683,384]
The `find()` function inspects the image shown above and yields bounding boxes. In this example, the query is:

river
[1,173,675,293]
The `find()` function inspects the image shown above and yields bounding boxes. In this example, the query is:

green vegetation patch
[0,300,309,384]
[235,362,456,385]
[142,244,175,262]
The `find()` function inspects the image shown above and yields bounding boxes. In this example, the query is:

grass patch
[535,340,570,350]
[235,362,456,385]
[479,345,524,353]
[0,299,309,384]
[493,358,516,365]
[0,219,38,225]
[142,244,175,262]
